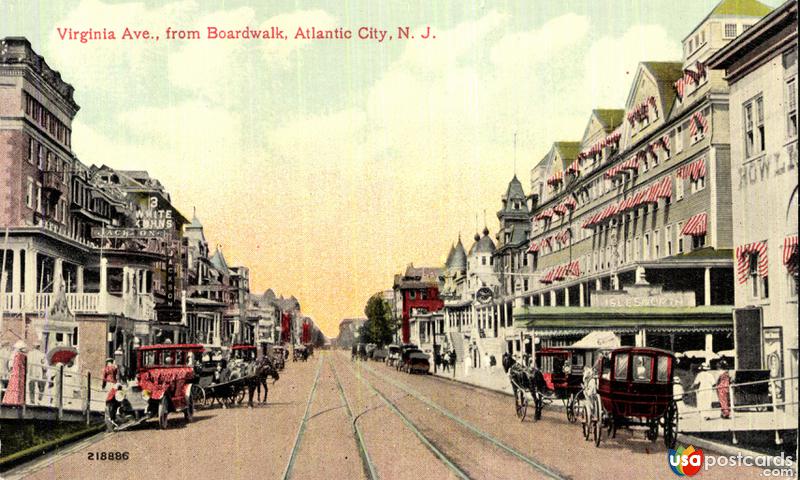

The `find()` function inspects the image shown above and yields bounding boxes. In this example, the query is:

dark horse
[246,356,280,407]
[508,360,547,420]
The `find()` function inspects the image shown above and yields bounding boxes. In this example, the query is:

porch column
[705,333,714,358]
[76,265,84,293]
[550,290,556,306]
[704,267,711,306]
[98,257,108,313]
[24,248,37,309]
[539,293,545,306]
[564,287,570,307]
[579,283,585,307]
[595,278,602,291]
[612,273,620,290]
[54,258,63,288]
[11,249,21,310]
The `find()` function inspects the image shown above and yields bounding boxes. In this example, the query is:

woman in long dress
[2,341,28,406]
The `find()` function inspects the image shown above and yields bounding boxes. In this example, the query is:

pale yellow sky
[2,0,774,336]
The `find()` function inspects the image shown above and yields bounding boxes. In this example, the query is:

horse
[508,361,547,420]
[246,357,280,407]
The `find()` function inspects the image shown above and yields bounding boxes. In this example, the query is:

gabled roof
[712,0,771,17]
[593,109,625,131]
[625,62,684,120]
[210,249,230,275]
[553,142,581,162]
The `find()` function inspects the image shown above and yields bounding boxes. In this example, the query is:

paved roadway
[5,351,767,480]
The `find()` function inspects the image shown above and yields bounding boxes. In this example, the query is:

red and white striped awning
[554,204,568,216]
[689,111,709,137]
[527,240,540,253]
[567,260,581,277]
[677,158,706,180]
[564,197,577,210]
[540,269,555,284]
[736,241,768,284]
[681,212,707,237]
[661,134,670,152]
[783,235,798,274]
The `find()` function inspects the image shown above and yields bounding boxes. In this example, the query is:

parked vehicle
[105,344,203,431]
[395,344,419,371]
[401,347,430,374]
[586,347,678,449]
[371,348,388,362]
[386,344,402,367]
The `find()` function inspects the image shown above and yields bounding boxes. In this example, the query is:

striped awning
[527,240,540,253]
[735,241,768,284]
[677,158,706,180]
[681,212,707,237]
[783,235,798,274]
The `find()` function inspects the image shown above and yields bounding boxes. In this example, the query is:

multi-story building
[393,265,443,344]
[514,0,774,363]
[707,0,798,433]
[0,38,191,376]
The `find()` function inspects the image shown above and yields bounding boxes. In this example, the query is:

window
[675,126,684,153]
[688,39,694,53]
[787,77,797,138]
[644,233,650,260]
[677,223,684,253]
[666,226,673,256]
[656,356,670,383]
[28,137,35,164]
[409,291,416,300]
[37,145,44,170]
[26,178,34,209]
[633,355,652,382]
[744,95,765,157]
[724,23,737,38]
[676,177,685,200]
[635,236,641,260]
[482,256,487,266]
[691,176,706,193]
[701,30,705,44]
[654,230,660,258]
[35,183,42,213]
[692,234,706,250]
[614,354,629,381]
[748,252,769,300]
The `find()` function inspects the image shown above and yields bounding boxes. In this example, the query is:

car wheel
[158,396,169,430]
[184,390,195,423]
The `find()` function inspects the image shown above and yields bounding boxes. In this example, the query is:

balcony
[0,292,154,321]
[41,171,65,200]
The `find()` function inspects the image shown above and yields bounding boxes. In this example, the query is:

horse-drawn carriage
[536,348,585,423]
[106,344,203,431]
[582,347,678,449]
[508,361,546,422]
[190,344,278,408]
[270,345,287,370]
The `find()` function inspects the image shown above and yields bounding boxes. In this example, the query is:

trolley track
[329,359,380,480]
[346,353,569,480]
[337,356,470,480]
[281,354,324,480]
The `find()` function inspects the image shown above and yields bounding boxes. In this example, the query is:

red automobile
[106,343,203,431]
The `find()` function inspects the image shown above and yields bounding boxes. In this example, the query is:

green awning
[513,305,733,330]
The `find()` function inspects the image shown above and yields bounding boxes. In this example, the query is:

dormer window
[724,24,737,39]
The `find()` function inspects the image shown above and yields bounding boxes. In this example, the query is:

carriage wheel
[515,390,528,421]
[567,393,578,424]
[158,396,170,430]
[663,400,678,449]
[184,392,194,423]
[647,418,659,443]
[191,385,206,409]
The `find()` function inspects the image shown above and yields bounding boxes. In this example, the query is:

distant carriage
[535,348,585,423]
[584,347,678,449]
[508,362,546,422]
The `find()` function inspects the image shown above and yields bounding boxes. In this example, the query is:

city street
[5,351,766,480]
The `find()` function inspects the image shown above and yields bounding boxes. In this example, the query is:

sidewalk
[431,363,512,396]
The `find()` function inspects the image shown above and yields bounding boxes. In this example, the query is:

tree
[361,295,397,346]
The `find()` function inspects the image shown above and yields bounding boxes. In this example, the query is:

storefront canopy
[570,331,621,350]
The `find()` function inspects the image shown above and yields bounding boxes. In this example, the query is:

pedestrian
[716,360,732,419]
[27,342,46,405]
[691,362,716,419]
[2,340,27,406]
[102,358,119,390]
[441,351,450,373]
[449,349,457,378]
[673,376,685,412]
[0,340,12,397]
[502,351,512,373]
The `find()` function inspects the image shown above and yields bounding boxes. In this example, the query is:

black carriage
[508,362,545,422]
[586,347,678,449]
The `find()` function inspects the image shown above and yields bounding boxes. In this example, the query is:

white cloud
[584,24,682,107]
